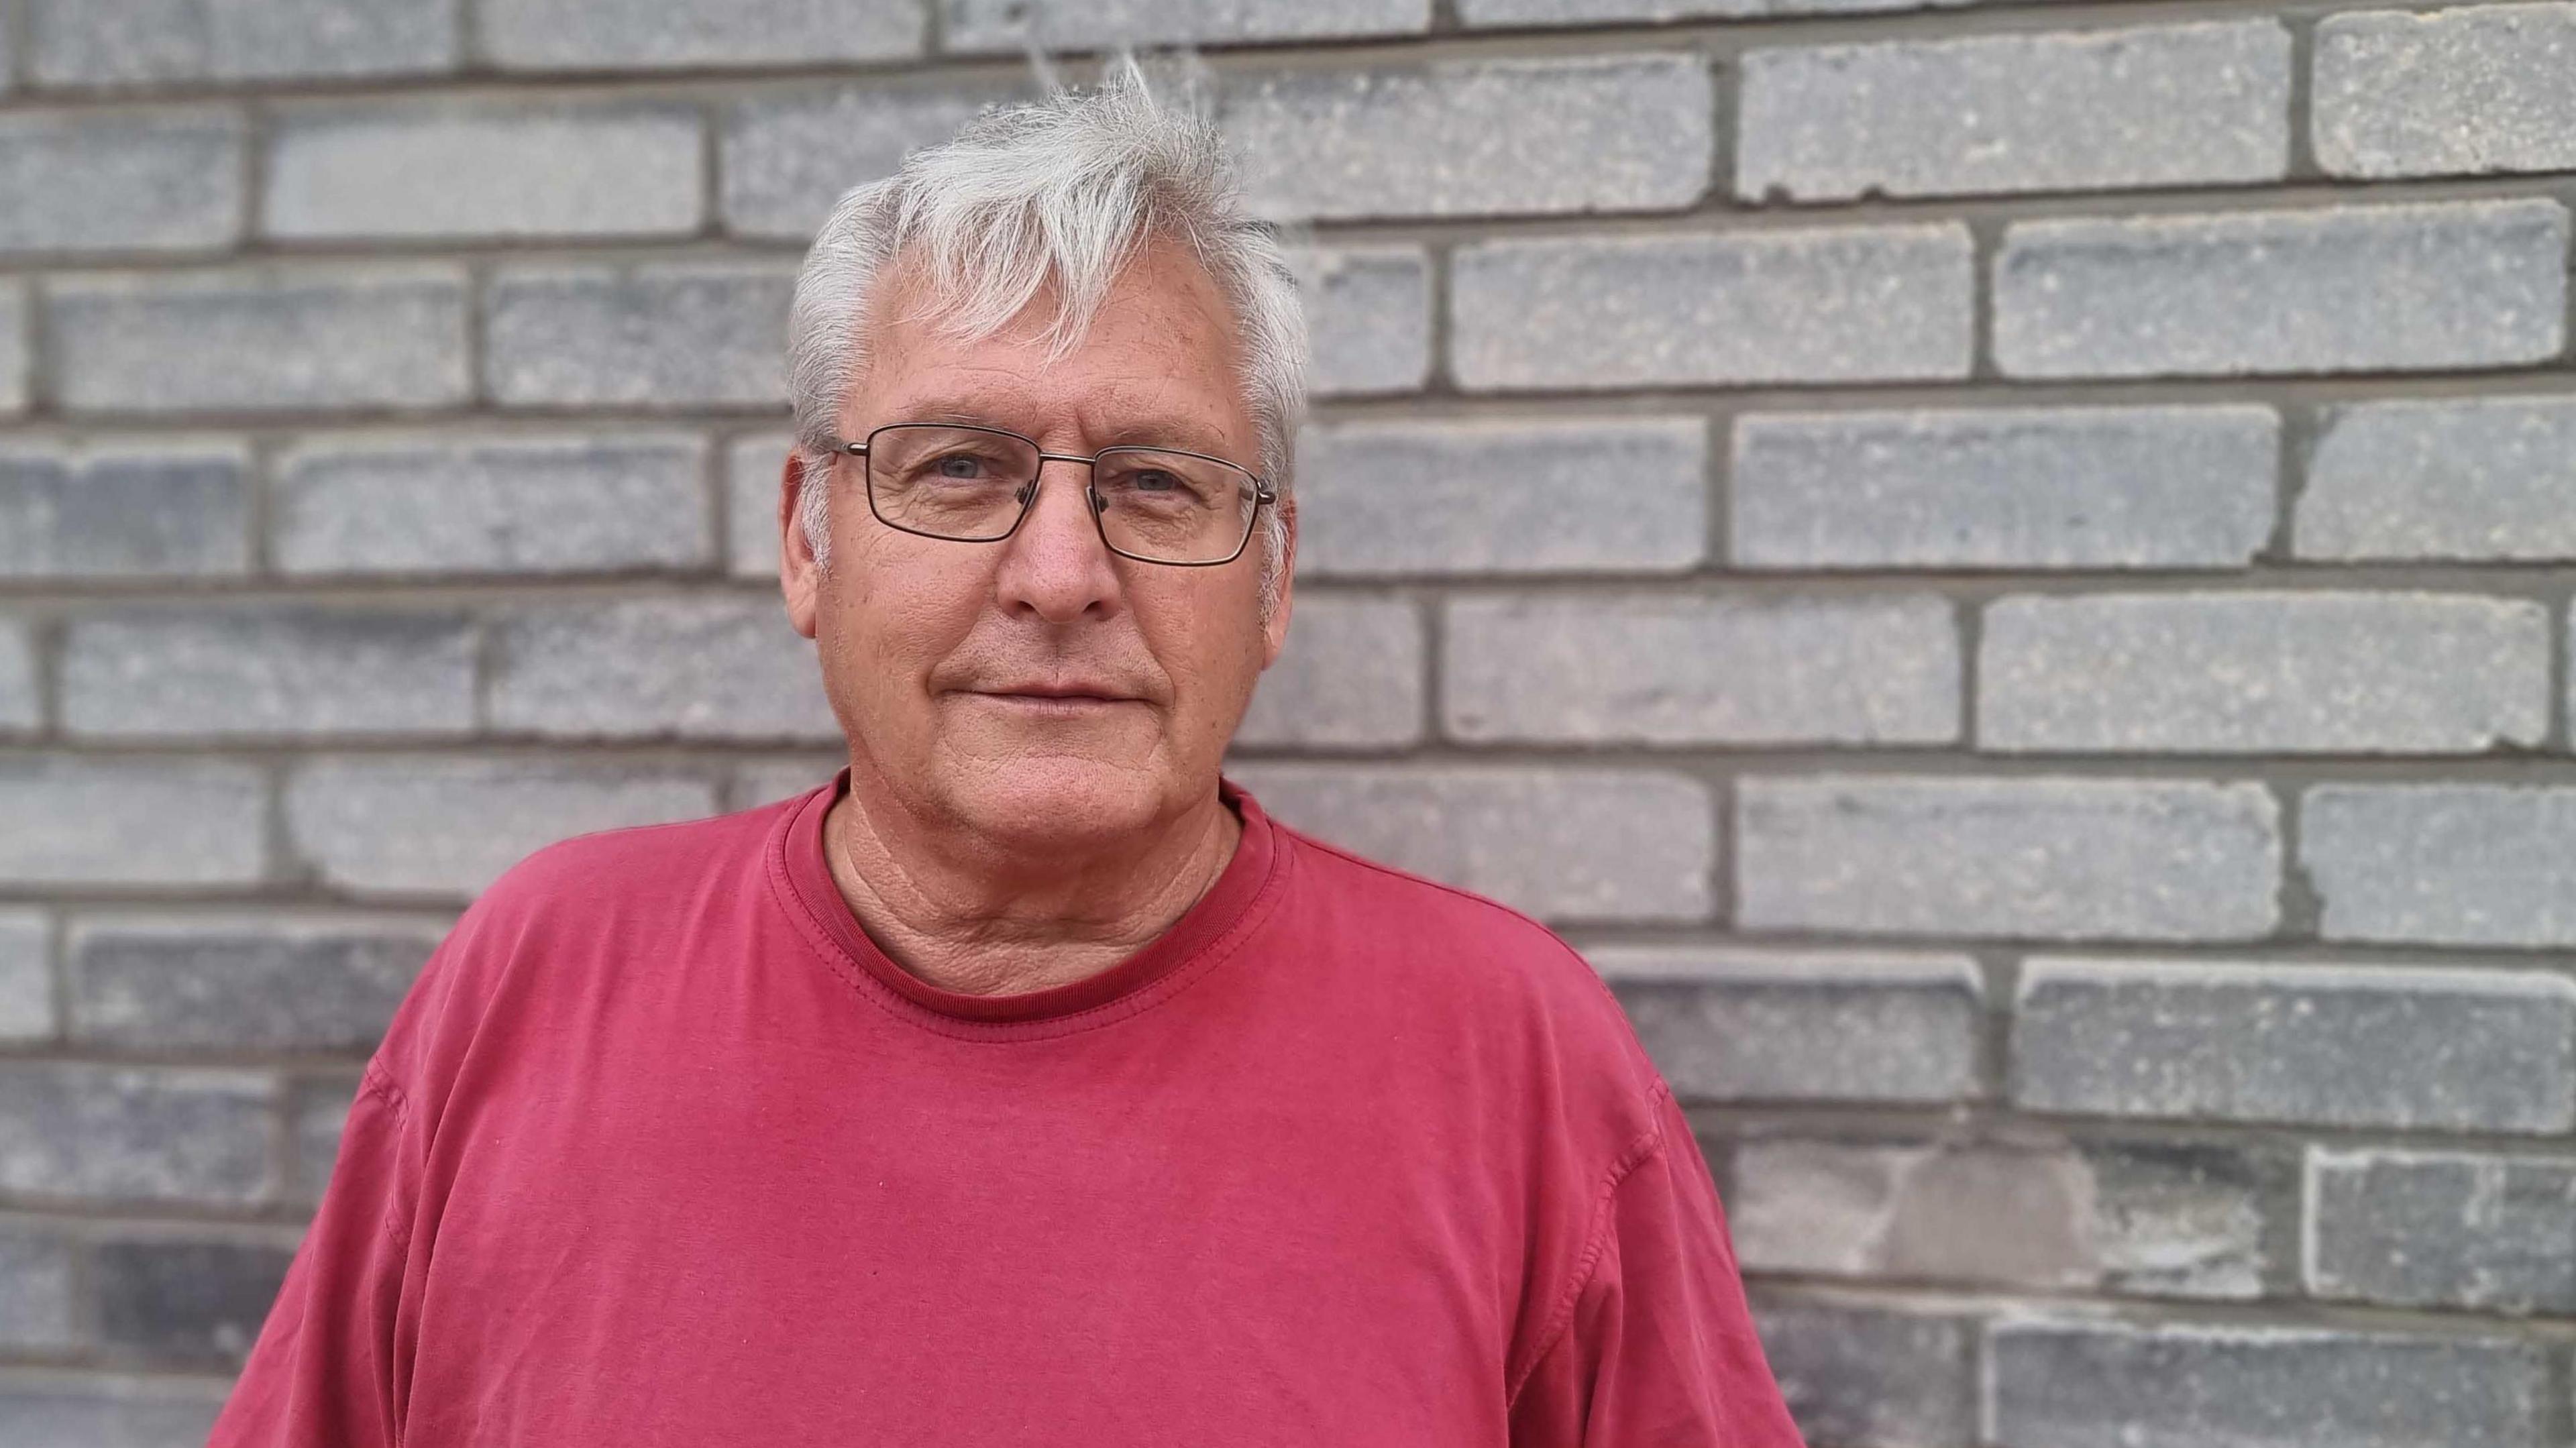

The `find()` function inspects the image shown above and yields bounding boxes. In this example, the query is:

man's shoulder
[470,787,805,928]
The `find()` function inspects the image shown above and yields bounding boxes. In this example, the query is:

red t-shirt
[209,773,1803,1447]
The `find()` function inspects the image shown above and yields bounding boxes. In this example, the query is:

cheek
[816,537,983,708]
[1137,582,1270,728]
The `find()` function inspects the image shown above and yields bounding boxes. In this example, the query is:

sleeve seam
[355,1059,419,1254]
[1502,1078,1676,1411]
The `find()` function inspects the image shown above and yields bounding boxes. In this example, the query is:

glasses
[820,422,1276,567]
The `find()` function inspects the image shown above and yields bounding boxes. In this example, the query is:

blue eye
[1130,469,1180,492]
[936,453,985,479]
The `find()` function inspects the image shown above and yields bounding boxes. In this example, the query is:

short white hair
[785,58,1308,609]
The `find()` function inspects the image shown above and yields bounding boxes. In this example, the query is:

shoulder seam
[1501,1078,1678,1410]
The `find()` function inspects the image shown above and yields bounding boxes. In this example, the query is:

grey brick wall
[5,2,2576,1444]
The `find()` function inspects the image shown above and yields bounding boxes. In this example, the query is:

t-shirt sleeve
[1505,1083,1807,1448]
[205,1060,421,1448]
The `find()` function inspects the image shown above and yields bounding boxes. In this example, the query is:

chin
[930,753,1185,852]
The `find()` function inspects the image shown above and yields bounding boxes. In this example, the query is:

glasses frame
[820,421,1278,568]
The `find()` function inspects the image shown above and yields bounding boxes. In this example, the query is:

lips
[972,682,1142,704]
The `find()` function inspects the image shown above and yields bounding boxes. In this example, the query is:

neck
[818,768,1243,997]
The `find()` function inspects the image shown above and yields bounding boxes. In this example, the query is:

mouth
[965,684,1145,710]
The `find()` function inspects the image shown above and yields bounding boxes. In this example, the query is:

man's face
[781,236,1295,851]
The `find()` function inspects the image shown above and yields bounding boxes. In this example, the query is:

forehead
[847,237,1254,459]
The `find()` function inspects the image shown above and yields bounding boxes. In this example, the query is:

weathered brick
[944,0,1428,50]
[1233,765,1714,922]
[0,108,244,254]
[26,0,458,85]
[286,757,718,896]
[1750,1296,1975,1448]
[728,758,841,813]
[1740,21,2286,202]
[1987,1320,2549,1448]
[1295,418,1705,576]
[480,0,920,70]
[488,598,835,740]
[1224,56,1709,221]
[1466,0,1967,20]
[0,621,34,734]
[2300,396,2576,561]
[0,1225,77,1351]
[1445,592,1957,744]
[0,440,252,579]
[289,1076,360,1204]
[2308,1148,2576,1314]
[1290,245,1431,397]
[274,431,710,576]
[1731,405,2276,570]
[1590,948,1981,1104]
[1453,225,1974,389]
[1979,592,2547,754]
[2316,3,2576,179]
[1234,594,1424,748]
[91,1231,297,1363]
[2013,957,2576,1133]
[721,84,1008,241]
[68,913,439,1052]
[1729,1135,2279,1297]
[1993,199,2569,378]
[1735,776,2279,942]
[46,264,470,414]
[0,911,56,1043]
[0,1064,274,1205]
[727,431,794,579]
[0,283,25,414]
[0,1372,227,1448]
[62,606,476,739]
[0,758,266,887]
[484,260,794,408]
[2302,784,2576,946]
[267,100,701,239]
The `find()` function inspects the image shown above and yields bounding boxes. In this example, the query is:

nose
[991,459,1123,624]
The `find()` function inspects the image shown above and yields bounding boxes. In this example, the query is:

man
[210,64,1804,1448]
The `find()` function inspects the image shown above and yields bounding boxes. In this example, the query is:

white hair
[785,58,1308,610]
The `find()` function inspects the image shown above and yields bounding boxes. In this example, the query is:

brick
[943,0,1427,49]
[0,440,252,579]
[1234,594,1424,748]
[46,265,470,414]
[1994,200,2569,378]
[1739,21,2286,203]
[274,431,710,576]
[62,606,476,739]
[1465,0,1968,20]
[1444,592,1957,745]
[1591,948,1981,1104]
[2300,396,2576,561]
[728,759,840,813]
[1295,418,1705,576]
[1736,776,2279,942]
[1234,765,1712,922]
[0,1064,274,1205]
[0,1225,77,1351]
[1290,245,1431,397]
[727,431,794,579]
[2013,957,2576,1133]
[1729,1136,2279,1298]
[480,0,920,70]
[0,620,34,733]
[0,108,244,254]
[68,913,439,1052]
[0,758,266,887]
[721,85,1007,241]
[91,1231,297,1363]
[1987,1320,2548,1448]
[1750,1296,1974,1448]
[267,100,701,240]
[289,1076,360,1203]
[0,911,55,1043]
[1224,56,1709,221]
[2302,784,2576,946]
[0,283,24,413]
[487,598,836,740]
[1731,405,2277,571]
[26,0,458,85]
[0,1372,228,1448]
[2308,1148,2576,1314]
[1979,592,2547,754]
[2316,3,2576,179]
[1453,225,1973,389]
[484,260,794,409]
[286,757,718,897]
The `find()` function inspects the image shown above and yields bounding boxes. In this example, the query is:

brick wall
[2,0,2573,1442]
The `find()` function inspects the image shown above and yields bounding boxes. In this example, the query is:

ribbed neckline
[767,768,1285,1038]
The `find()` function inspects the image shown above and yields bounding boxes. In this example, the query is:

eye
[1128,469,1182,493]
[934,452,987,479]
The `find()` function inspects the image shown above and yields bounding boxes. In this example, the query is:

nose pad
[1015,482,1036,507]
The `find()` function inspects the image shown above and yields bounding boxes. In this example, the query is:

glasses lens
[865,425,1039,541]
[1092,449,1258,564]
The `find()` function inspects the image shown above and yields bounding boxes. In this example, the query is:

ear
[780,450,823,641]
[1258,495,1296,670]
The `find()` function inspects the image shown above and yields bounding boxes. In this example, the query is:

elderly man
[211,66,1803,1448]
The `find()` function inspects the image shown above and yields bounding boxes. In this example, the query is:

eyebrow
[905,406,1242,465]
